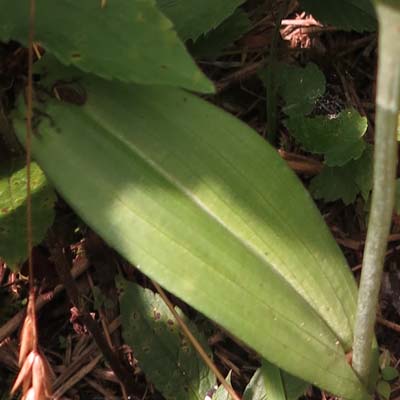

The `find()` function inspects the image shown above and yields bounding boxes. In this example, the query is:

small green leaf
[286,109,368,166]
[260,361,286,400]
[156,0,245,41]
[212,372,232,400]
[382,366,399,381]
[377,380,392,400]
[310,146,373,204]
[281,372,310,400]
[260,63,325,117]
[379,349,391,370]
[243,369,267,400]
[0,0,213,93]
[0,159,55,269]
[191,10,251,59]
[311,166,360,205]
[119,278,215,400]
[299,0,377,32]
[243,362,308,400]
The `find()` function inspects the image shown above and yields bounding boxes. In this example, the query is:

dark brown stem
[48,234,137,398]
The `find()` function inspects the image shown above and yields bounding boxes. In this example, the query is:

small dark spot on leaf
[167,319,174,325]
[71,53,81,59]
[153,310,161,320]
[160,65,167,70]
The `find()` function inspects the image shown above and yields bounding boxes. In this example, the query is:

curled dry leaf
[19,313,35,367]
[11,351,35,394]
[19,292,37,366]
[11,351,52,400]
[24,387,36,400]
[11,294,53,399]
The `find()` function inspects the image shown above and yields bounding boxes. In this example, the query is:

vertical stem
[352,2,400,383]
[266,0,289,145]
[26,0,37,351]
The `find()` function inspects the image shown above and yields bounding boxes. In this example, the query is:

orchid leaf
[12,57,369,399]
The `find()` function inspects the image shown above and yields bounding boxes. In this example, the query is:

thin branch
[152,280,242,400]
[0,254,89,342]
[377,316,400,334]
[48,234,137,398]
[25,0,36,350]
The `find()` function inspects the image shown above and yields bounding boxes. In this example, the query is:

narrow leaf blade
[243,363,308,400]
[260,361,286,400]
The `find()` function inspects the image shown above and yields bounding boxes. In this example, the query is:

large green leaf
[156,0,244,41]
[299,0,376,32]
[285,109,368,167]
[12,59,367,399]
[0,159,55,269]
[118,279,215,400]
[191,10,251,59]
[0,0,213,93]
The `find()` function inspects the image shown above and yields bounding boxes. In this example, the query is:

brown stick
[48,235,136,397]
[152,280,242,400]
[0,255,89,343]
[377,316,400,333]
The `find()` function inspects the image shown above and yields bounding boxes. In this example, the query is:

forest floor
[1,1,400,399]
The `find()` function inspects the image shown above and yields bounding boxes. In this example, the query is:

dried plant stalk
[11,0,54,398]
[11,294,53,399]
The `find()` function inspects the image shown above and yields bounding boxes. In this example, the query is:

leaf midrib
[80,103,352,357]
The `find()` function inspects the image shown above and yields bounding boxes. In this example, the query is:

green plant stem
[352,1,400,384]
